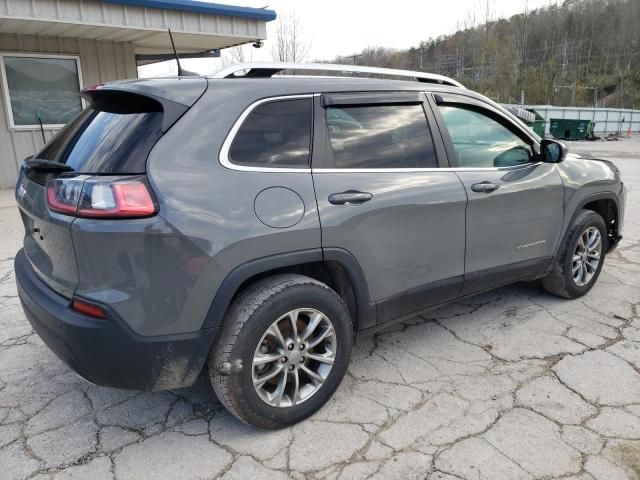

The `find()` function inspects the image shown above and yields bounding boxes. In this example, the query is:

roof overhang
[0,0,275,54]
[100,0,277,21]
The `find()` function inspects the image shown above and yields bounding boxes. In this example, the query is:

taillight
[77,180,156,217]
[46,178,84,215]
[46,176,156,219]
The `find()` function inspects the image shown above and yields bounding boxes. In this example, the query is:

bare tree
[271,11,310,63]
[323,0,640,107]
[229,45,247,63]
[513,1,530,77]
[220,44,251,68]
[272,17,289,62]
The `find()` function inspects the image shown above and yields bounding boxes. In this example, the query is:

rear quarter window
[229,98,312,168]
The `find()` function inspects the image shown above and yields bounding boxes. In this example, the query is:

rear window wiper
[24,158,75,173]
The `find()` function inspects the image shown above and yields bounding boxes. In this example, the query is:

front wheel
[542,209,607,299]
[209,274,353,429]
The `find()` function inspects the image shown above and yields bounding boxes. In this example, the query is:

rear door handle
[471,182,500,193]
[328,190,373,205]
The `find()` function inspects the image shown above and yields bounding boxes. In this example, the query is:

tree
[220,45,250,68]
[323,0,640,107]
[271,11,309,63]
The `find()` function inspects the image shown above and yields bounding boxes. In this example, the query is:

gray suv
[15,63,626,429]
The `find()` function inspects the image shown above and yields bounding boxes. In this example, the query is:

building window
[0,54,84,129]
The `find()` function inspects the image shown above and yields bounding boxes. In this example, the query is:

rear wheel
[209,274,353,429]
[542,209,607,299]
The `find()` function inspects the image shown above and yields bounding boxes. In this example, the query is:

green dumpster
[525,109,546,137]
[549,118,595,140]
[501,105,547,136]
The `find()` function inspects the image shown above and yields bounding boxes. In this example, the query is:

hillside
[329,0,640,108]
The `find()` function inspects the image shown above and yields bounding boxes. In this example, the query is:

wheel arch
[202,248,376,333]
[577,192,620,251]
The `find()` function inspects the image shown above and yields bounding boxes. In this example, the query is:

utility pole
[553,85,574,106]
[585,86,599,107]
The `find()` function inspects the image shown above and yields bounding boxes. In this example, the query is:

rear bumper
[15,249,216,391]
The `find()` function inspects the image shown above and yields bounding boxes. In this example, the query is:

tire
[542,209,607,299]
[209,274,353,429]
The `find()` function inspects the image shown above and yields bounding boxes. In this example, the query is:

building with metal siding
[528,106,640,136]
[0,0,276,188]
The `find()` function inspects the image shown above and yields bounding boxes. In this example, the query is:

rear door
[311,92,467,326]
[429,93,564,294]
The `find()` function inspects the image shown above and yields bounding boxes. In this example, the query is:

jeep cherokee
[15,63,626,429]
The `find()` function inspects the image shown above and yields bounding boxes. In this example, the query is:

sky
[139,0,556,77]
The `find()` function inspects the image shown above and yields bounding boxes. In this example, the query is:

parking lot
[0,139,639,480]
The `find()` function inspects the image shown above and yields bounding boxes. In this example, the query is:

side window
[324,104,437,169]
[437,105,533,168]
[229,98,312,168]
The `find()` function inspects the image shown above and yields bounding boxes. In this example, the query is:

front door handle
[471,182,500,193]
[328,190,373,205]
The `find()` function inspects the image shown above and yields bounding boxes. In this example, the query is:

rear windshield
[37,108,163,173]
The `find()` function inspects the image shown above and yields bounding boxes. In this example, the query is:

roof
[204,76,461,98]
[212,62,465,88]
[112,76,460,97]
[0,0,273,54]
[99,0,277,21]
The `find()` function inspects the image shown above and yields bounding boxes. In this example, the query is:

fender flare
[574,191,620,235]
[552,191,621,267]
[576,191,620,213]
[324,247,377,330]
[201,248,376,331]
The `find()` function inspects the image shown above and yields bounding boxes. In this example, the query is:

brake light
[46,178,84,214]
[77,181,156,218]
[71,298,108,319]
[46,176,156,219]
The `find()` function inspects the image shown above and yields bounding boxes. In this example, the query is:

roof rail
[211,62,465,88]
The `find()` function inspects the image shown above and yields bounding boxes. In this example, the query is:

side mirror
[540,139,567,163]
[494,146,532,168]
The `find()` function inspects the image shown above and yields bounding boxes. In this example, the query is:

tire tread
[542,209,606,299]
[209,274,348,429]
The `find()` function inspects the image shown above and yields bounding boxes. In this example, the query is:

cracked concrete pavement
[0,142,639,479]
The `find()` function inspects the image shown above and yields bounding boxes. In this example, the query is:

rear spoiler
[81,78,207,132]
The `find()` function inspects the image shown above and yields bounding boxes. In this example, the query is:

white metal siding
[530,106,640,135]
[0,33,137,188]
[0,0,267,49]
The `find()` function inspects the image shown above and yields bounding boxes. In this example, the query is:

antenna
[36,109,46,144]
[167,29,184,77]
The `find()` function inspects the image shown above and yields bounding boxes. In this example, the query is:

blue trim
[100,0,277,21]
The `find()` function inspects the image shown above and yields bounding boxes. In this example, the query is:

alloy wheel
[572,226,602,287]
[251,308,336,408]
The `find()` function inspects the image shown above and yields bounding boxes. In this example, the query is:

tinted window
[438,105,533,168]
[229,98,312,168]
[325,104,437,169]
[37,108,163,173]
